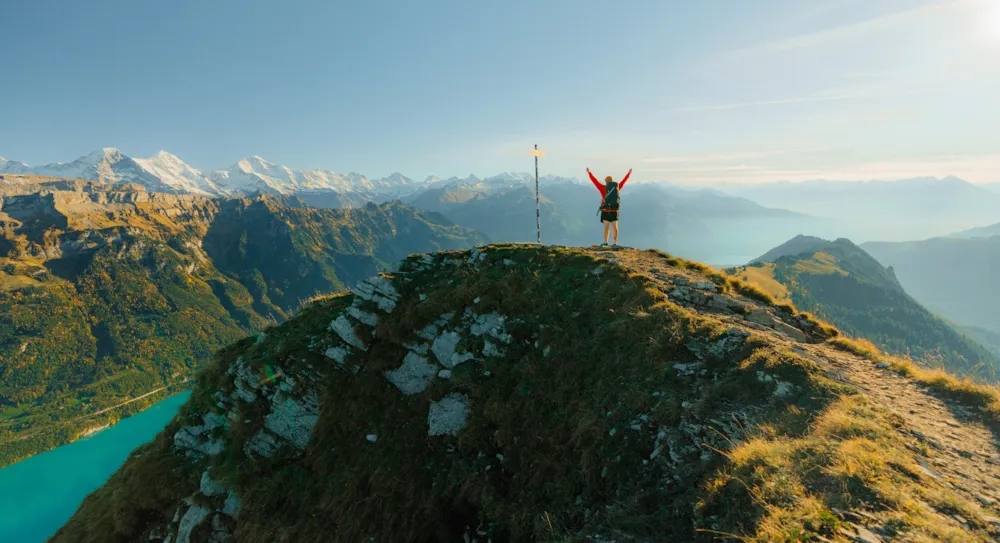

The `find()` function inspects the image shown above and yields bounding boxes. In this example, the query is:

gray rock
[773,320,808,342]
[366,434,378,443]
[404,342,429,355]
[174,413,226,457]
[199,470,226,497]
[324,345,349,365]
[673,362,700,376]
[470,312,505,336]
[435,312,455,326]
[221,491,241,518]
[176,504,210,543]
[746,308,774,326]
[264,391,320,449]
[438,369,453,379]
[432,331,475,368]
[428,393,470,436]
[852,525,884,543]
[482,340,505,358]
[692,281,717,291]
[416,323,439,341]
[244,430,280,457]
[384,351,439,395]
[329,315,367,351]
[347,304,378,327]
[228,358,260,404]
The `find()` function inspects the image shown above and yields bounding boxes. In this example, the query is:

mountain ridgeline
[732,236,998,381]
[862,232,1000,357]
[0,179,484,467]
[52,245,1000,542]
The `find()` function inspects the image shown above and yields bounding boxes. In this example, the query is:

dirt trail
[804,344,1000,519]
[587,246,1000,530]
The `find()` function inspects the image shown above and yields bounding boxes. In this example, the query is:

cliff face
[51,245,1000,542]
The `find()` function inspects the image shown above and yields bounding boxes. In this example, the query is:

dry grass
[829,336,1000,431]
[701,395,992,542]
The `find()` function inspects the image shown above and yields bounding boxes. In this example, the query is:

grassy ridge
[51,245,1000,542]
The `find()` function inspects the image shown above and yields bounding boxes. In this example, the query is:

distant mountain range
[0,149,575,201]
[716,177,1000,242]
[8,148,1000,264]
[733,235,998,380]
[393,179,833,264]
[862,234,1000,358]
[946,221,1000,239]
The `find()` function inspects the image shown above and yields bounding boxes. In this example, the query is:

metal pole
[535,144,541,244]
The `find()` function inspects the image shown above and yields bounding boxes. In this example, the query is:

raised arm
[619,169,633,189]
[587,168,605,196]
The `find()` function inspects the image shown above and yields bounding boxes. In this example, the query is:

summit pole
[534,144,541,244]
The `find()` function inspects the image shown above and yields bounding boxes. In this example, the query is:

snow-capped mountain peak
[0,148,570,202]
[133,150,220,196]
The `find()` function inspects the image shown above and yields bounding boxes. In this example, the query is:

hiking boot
[600,242,608,247]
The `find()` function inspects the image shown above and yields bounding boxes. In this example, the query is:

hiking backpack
[602,181,620,210]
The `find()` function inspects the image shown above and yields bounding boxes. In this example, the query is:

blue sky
[2,0,999,184]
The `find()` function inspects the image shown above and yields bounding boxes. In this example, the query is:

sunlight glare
[975,0,1000,47]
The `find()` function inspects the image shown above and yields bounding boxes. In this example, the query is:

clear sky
[3,0,999,184]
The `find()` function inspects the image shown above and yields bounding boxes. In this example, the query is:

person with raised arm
[587,167,632,247]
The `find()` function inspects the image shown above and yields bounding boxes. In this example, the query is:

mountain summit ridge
[50,244,1000,542]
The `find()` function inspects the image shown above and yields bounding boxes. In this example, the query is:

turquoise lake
[0,391,191,543]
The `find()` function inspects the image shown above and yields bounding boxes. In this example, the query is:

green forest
[0,194,484,466]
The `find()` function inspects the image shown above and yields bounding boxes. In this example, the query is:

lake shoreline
[0,379,192,469]
[0,390,192,543]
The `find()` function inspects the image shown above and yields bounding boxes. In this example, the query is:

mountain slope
[947,222,1000,239]
[52,245,1000,542]
[0,180,484,467]
[862,236,1000,353]
[731,237,998,380]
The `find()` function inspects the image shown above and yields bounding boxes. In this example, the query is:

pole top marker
[531,149,546,157]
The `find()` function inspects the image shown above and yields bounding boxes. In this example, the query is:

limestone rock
[174,412,226,457]
[221,491,241,518]
[432,330,475,369]
[384,351,439,395]
[324,345,349,365]
[347,304,378,327]
[773,319,808,342]
[176,504,210,543]
[244,430,280,458]
[428,393,470,436]
[264,391,320,449]
[199,470,226,497]
[469,312,505,336]
[329,315,367,351]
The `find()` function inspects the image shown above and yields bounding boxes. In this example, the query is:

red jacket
[589,170,631,210]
